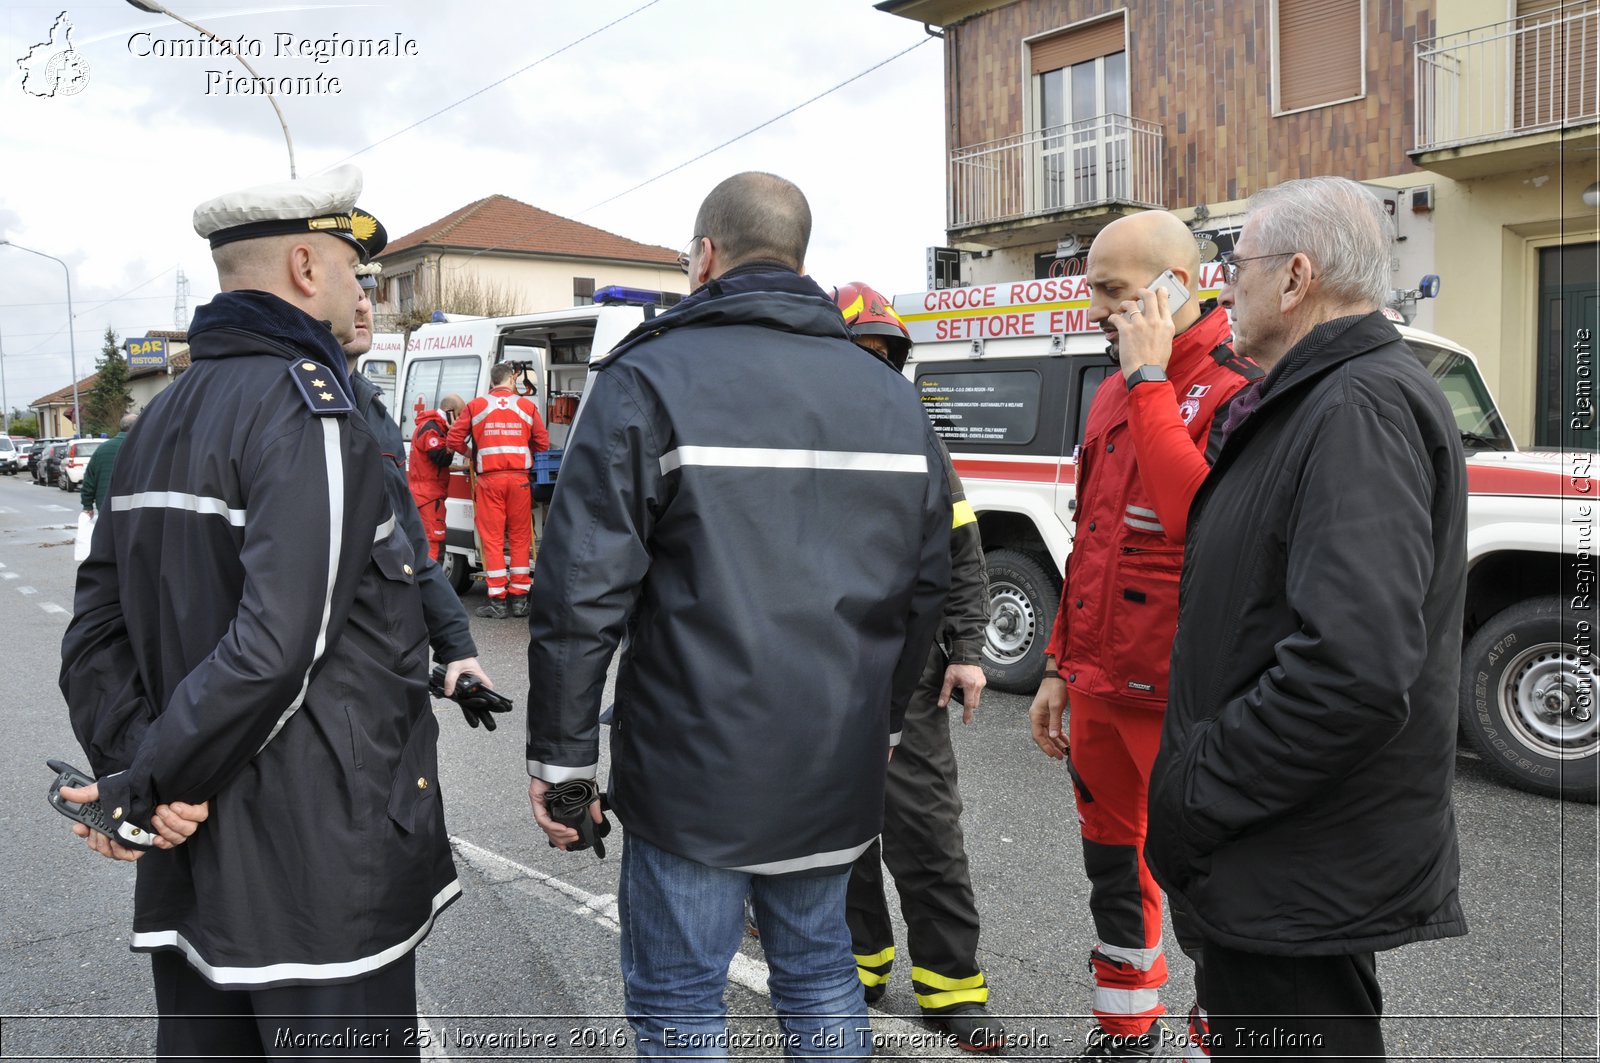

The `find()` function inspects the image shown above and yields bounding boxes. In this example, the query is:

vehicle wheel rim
[986,580,1036,666]
[1500,640,1600,760]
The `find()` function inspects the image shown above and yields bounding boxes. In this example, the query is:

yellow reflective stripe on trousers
[915,986,990,1009]
[857,968,891,987]
[912,966,989,1009]
[910,966,985,991]
[952,499,977,529]
[854,946,895,968]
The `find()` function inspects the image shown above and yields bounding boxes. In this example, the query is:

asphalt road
[0,471,1595,1061]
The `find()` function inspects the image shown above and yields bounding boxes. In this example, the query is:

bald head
[441,393,465,415]
[1092,210,1202,283]
[692,172,811,275]
[1085,210,1204,340]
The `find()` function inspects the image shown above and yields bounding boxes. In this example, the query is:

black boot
[475,600,509,619]
[509,595,529,617]
[926,1003,1006,1053]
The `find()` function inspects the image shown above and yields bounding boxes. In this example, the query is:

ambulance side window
[399,356,479,440]
[913,358,1068,457]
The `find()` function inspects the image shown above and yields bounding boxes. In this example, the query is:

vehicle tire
[441,550,473,596]
[1460,595,1599,802]
[982,547,1061,694]
[59,472,71,492]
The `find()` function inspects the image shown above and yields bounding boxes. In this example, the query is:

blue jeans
[618,833,871,1060]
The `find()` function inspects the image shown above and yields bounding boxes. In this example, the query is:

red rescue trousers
[412,491,447,561]
[1067,692,1171,1038]
[473,470,532,599]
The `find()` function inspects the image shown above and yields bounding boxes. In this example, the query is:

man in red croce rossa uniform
[1027,210,1260,1061]
[446,364,548,618]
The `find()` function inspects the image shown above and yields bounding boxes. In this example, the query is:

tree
[6,412,38,438]
[84,326,132,436]
[389,271,527,332]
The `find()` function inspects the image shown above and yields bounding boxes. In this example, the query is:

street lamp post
[124,0,297,178]
[0,318,10,435]
[0,240,79,432]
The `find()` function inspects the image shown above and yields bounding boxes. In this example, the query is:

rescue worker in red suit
[408,393,465,562]
[833,283,1003,1053]
[445,363,550,618]
[1027,211,1261,1061]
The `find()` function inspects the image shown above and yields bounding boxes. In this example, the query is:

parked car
[27,437,65,479]
[58,437,103,491]
[0,436,20,474]
[37,442,68,487]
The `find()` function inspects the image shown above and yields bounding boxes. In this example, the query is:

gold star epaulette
[288,359,354,417]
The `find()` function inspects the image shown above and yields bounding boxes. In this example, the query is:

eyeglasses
[677,235,704,274]
[1219,250,1297,285]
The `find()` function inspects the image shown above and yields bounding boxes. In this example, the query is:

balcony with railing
[948,114,1164,239]
[1414,4,1599,177]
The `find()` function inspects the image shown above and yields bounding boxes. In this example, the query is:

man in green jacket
[80,413,136,517]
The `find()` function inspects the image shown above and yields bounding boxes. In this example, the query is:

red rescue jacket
[407,409,453,500]
[1045,308,1260,707]
[445,386,550,474]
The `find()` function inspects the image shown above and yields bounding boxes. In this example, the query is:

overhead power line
[325,0,665,170]
[581,36,933,214]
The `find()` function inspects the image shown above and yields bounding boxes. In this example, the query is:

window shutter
[1276,0,1363,112]
[1514,0,1598,129]
[1030,15,1125,77]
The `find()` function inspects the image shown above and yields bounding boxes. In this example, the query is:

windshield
[0,440,13,453]
[72,440,103,458]
[1409,341,1515,451]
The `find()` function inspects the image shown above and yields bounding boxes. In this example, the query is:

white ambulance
[897,273,1597,800]
[355,288,673,594]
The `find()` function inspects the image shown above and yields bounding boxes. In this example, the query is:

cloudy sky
[0,1,947,415]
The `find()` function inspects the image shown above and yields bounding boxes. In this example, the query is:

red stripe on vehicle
[951,458,1073,484]
[1467,464,1591,498]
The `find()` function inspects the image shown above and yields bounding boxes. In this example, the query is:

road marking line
[1,572,17,580]
[40,504,72,512]
[448,835,939,1049]
[0,506,16,514]
[40,602,70,616]
[18,586,37,595]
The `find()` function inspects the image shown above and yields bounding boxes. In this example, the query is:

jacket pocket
[370,525,427,670]
[1106,547,1183,703]
[387,711,441,834]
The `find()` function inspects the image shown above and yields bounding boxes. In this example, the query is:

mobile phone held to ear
[1140,269,1192,316]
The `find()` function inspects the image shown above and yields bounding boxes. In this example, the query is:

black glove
[428,664,512,731]
[544,778,611,858]
[426,447,452,469]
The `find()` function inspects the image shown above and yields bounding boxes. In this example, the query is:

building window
[395,273,415,316]
[573,277,595,306]
[1028,15,1129,210]
[1273,0,1365,115]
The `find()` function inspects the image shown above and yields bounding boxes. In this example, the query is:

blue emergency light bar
[593,285,667,307]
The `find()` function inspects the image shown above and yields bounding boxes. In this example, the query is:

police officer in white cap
[60,164,459,1058]
[342,209,497,719]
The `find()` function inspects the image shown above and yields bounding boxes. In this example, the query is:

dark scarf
[189,289,354,399]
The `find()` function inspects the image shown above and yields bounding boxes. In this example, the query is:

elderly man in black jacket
[1145,176,1468,1060]
[526,172,951,1059]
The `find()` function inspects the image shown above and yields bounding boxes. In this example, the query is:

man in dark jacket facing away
[526,172,951,1059]
[79,412,136,518]
[1145,176,1468,1060]
[59,165,458,1058]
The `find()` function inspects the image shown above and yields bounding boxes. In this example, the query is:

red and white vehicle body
[897,275,1597,800]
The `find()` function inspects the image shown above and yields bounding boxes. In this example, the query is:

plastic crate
[533,448,562,485]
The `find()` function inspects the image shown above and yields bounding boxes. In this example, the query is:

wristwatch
[1125,364,1169,390]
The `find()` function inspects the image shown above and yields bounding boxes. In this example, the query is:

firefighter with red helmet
[445,363,550,618]
[408,393,465,562]
[833,281,1004,1052]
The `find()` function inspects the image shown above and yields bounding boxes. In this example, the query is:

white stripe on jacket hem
[129,879,461,987]
[659,446,927,476]
[726,837,877,876]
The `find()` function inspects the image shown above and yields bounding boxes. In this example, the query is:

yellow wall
[1432,161,1599,443]
[380,253,688,320]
